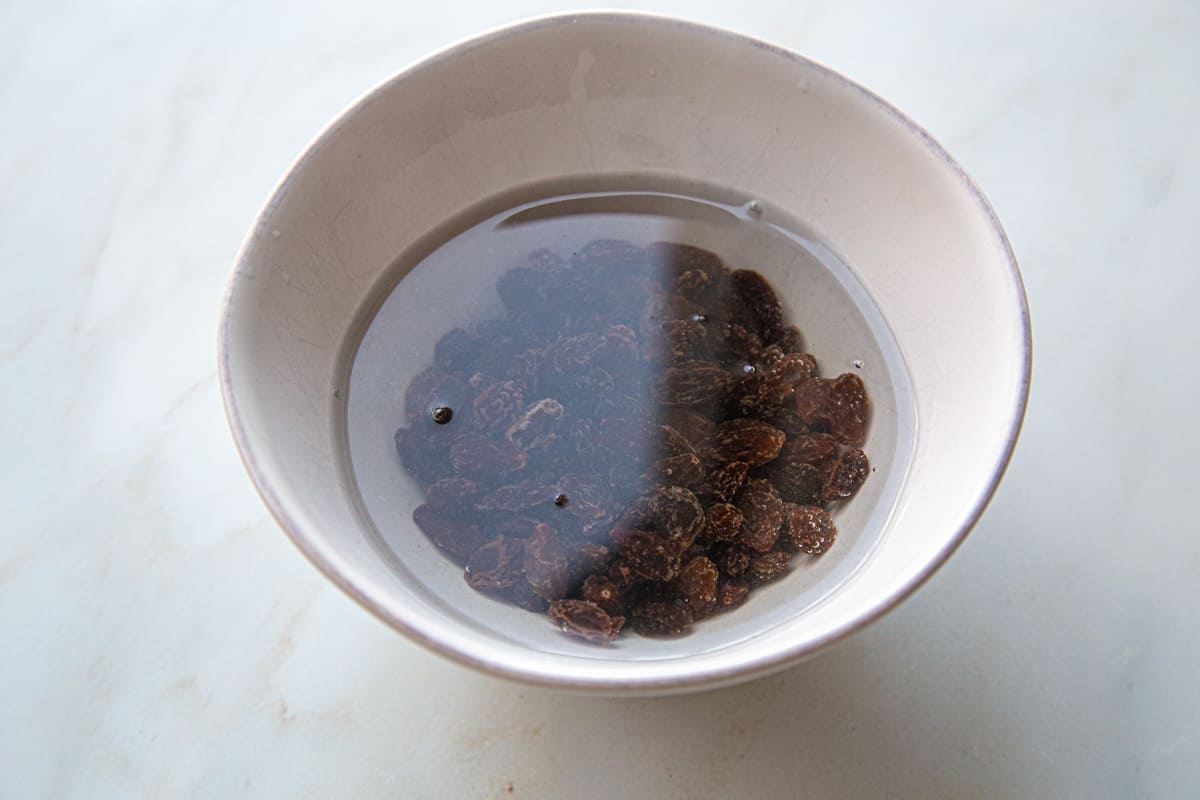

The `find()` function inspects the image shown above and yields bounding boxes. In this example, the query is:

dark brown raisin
[504,397,564,448]
[716,322,763,360]
[785,504,838,555]
[702,503,743,542]
[643,319,707,363]
[698,460,750,504]
[653,360,729,406]
[712,541,751,576]
[730,269,784,340]
[464,536,525,589]
[773,325,804,353]
[581,575,625,617]
[475,479,557,512]
[784,432,840,465]
[643,452,704,488]
[426,477,487,510]
[644,486,706,548]
[737,478,784,553]
[822,448,869,502]
[548,599,625,643]
[434,328,477,373]
[524,523,569,600]
[632,597,694,637]
[747,551,792,584]
[715,579,749,610]
[708,419,785,466]
[795,373,869,446]
[647,241,727,299]
[768,460,824,506]
[676,556,719,619]
[662,409,718,448]
[555,473,612,520]
[620,530,681,581]
[413,504,486,563]
[404,367,473,426]
[449,433,527,477]
[569,239,647,276]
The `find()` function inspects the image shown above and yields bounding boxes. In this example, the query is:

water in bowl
[341,179,915,653]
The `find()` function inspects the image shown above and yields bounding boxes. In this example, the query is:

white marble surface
[3,0,1198,796]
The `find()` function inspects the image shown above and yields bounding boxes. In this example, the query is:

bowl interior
[220,13,1028,691]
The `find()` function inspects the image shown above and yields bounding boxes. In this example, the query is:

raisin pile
[394,240,869,642]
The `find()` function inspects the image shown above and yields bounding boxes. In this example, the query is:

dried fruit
[676,556,719,618]
[702,503,743,542]
[698,460,750,504]
[708,419,785,466]
[395,238,871,640]
[822,448,869,502]
[464,536,525,589]
[548,599,625,643]
[580,575,624,617]
[653,360,729,406]
[715,579,749,610]
[448,434,527,478]
[795,373,869,446]
[737,478,784,553]
[785,504,838,555]
[747,551,792,584]
[524,523,569,600]
[632,597,694,637]
[620,530,681,581]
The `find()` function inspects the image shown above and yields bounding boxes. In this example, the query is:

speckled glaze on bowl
[218,11,1030,695]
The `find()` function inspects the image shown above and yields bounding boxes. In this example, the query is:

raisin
[555,473,612,520]
[783,432,839,465]
[747,551,792,584]
[785,504,838,555]
[643,319,707,363]
[643,486,706,548]
[653,360,729,406]
[573,542,612,574]
[715,322,763,361]
[394,426,451,484]
[661,409,718,448]
[548,599,625,643]
[632,597,694,637]
[426,477,487,511]
[620,530,680,581]
[643,453,705,488]
[647,241,727,299]
[598,324,640,373]
[702,503,743,542]
[795,373,869,446]
[569,239,647,276]
[676,556,719,619]
[449,433,527,477]
[413,504,486,563]
[524,523,569,600]
[581,575,625,617]
[472,379,525,433]
[822,448,869,502]
[730,269,784,340]
[698,461,750,504]
[434,328,478,372]
[404,367,473,426]
[715,579,749,610]
[773,325,804,353]
[737,478,784,553]
[464,536,525,589]
[712,541,751,576]
[527,247,565,271]
[475,479,557,512]
[757,344,813,386]
[708,419,785,466]
[767,460,824,505]
[505,398,564,447]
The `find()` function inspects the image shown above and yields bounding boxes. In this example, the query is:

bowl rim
[217,9,1032,694]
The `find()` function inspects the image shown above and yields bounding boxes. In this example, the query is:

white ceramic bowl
[218,12,1030,694]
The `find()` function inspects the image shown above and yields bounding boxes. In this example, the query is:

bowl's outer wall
[219,12,1030,693]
